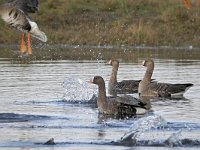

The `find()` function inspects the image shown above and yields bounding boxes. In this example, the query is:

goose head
[90,76,105,86]
[106,59,119,68]
[142,58,154,68]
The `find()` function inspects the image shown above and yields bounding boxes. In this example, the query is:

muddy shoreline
[0,44,199,61]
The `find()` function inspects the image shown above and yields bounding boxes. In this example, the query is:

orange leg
[27,33,32,55]
[198,0,200,5]
[20,33,27,54]
[183,0,191,9]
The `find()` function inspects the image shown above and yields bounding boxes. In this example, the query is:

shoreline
[0,44,199,61]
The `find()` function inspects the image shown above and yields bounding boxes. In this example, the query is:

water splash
[62,77,97,102]
[165,129,182,147]
[120,115,167,145]
[117,115,200,147]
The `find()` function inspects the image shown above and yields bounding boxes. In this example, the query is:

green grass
[0,0,200,46]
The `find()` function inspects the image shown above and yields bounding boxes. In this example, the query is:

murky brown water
[0,47,199,149]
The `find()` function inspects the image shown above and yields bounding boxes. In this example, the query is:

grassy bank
[0,0,200,46]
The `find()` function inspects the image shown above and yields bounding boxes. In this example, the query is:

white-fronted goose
[89,76,148,117]
[106,59,141,96]
[138,58,193,97]
[0,0,47,55]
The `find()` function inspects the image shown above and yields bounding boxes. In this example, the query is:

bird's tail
[29,20,47,42]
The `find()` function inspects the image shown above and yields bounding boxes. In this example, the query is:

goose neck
[143,64,154,81]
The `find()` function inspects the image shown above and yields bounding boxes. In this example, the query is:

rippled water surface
[0,49,200,150]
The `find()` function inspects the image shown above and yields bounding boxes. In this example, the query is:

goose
[138,58,193,97]
[0,0,47,56]
[106,59,141,96]
[89,76,149,118]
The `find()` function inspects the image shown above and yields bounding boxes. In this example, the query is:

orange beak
[183,0,191,9]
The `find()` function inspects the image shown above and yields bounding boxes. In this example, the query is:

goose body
[0,0,47,55]
[90,76,148,117]
[107,60,141,96]
[139,59,193,97]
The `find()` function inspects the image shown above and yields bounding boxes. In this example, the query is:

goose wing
[147,82,193,97]
[8,0,39,14]
[116,95,147,108]
[116,79,156,94]
[1,5,31,32]
[116,80,141,93]
[1,4,47,42]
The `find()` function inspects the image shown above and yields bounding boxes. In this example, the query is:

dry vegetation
[0,0,200,46]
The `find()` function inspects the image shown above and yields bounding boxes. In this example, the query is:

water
[0,49,199,149]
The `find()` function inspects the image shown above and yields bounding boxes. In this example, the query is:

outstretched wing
[1,5,31,32]
[8,0,39,14]
[1,4,47,42]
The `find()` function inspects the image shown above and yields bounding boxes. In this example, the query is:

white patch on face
[142,60,146,66]
[92,76,95,83]
[106,60,112,65]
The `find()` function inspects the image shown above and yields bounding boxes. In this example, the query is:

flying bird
[0,0,47,56]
